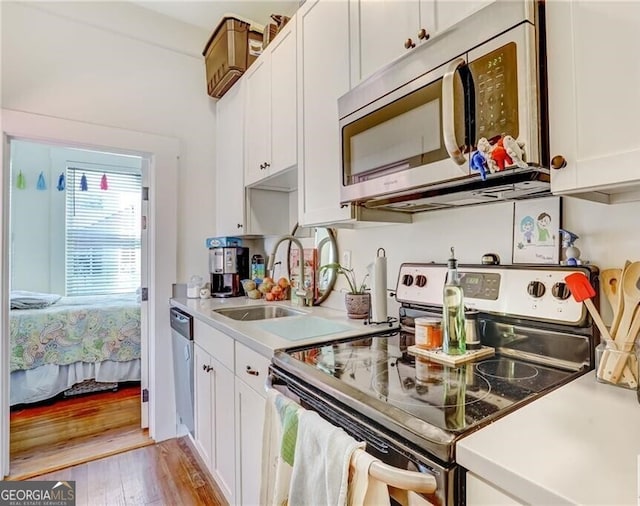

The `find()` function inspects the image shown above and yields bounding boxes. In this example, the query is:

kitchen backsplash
[333,197,640,324]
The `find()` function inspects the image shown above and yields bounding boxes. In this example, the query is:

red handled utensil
[564,273,612,341]
[564,272,637,387]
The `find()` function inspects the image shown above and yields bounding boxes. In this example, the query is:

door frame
[0,109,179,477]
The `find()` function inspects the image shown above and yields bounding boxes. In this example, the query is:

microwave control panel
[470,42,519,141]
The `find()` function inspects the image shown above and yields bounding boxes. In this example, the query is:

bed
[9,293,141,406]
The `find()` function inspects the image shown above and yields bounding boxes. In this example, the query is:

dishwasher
[170,306,195,437]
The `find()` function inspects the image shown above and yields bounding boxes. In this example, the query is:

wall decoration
[100,173,109,190]
[37,172,47,191]
[16,171,26,189]
[57,173,66,191]
[512,196,561,264]
[80,173,88,191]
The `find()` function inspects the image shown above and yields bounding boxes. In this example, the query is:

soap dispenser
[442,247,466,355]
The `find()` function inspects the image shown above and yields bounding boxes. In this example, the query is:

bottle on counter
[442,247,466,355]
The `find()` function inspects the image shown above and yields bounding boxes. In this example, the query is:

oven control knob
[552,282,571,300]
[527,280,546,298]
[415,275,427,287]
[402,274,414,286]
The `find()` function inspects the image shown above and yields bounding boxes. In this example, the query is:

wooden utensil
[564,273,636,386]
[614,261,640,347]
[600,268,623,337]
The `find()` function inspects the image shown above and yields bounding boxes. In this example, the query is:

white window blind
[65,168,142,296]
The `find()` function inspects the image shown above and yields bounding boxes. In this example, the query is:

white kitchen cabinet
[297,0,411,227]
[466,472,524,505]
[215,79,294,237]
[350,0,493,84]
[297,0,352,226]
[234,342,270,505]
[547,1,640,204]
[244,17,297,189]
[215,79,246,237]
[235,376,266,506]
[193,322,236,504]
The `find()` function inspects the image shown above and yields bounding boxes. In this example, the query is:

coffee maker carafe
[209,247,250,297]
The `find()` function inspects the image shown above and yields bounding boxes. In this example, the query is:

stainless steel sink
[213,305,307,321]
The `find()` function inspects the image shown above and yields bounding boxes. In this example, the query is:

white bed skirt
[10,359,141,406]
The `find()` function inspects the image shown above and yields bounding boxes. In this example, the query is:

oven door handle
[267,373,437,495]
[360,451,437,494]
[442,57,468,169]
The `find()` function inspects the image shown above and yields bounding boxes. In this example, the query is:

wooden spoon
[601,268,623,337]
[615,261,640,348]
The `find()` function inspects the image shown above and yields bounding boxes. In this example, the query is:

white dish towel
[260,388,300,506]
[289,409,365,505]
[347,449,390,506]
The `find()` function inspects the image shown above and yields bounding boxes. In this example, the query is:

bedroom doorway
[1,109,179,481]
[5,138,151,478]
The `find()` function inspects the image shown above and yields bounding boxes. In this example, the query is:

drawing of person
[520,216,535,244]
[537,212,553,243]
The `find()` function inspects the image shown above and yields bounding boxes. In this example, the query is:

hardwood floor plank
[9,384,150,480]
[30,438,227,506]
[11,385,141,455]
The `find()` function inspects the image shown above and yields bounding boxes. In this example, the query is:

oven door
[339,56,469,205]
[268,365,462,506]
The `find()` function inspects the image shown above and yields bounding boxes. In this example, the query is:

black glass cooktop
[285,333,573,434]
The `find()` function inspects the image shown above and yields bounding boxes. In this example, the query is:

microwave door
[340,58,470,204]
[443,57,473,170]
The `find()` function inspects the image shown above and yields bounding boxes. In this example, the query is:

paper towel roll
[372,251,387,322]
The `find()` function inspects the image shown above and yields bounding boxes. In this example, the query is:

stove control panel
[395,263,591,325]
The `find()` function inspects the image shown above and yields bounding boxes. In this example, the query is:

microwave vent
[363,167,551,213]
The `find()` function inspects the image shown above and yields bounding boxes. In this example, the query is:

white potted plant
[322,263,370,319]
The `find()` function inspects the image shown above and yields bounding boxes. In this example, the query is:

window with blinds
[65,168,142,296]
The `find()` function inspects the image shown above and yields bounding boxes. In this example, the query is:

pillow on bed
[10,290,62,310]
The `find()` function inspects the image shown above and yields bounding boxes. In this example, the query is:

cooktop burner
[476,359,539,380]
[286,333,575,434]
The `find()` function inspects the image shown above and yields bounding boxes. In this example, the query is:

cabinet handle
[237,223,243,229]
[202,364,207,371]
[551,155,567,170]
[259,163,265,170]
[264,162,271,168]
[245,365,259,376]
[205,365,213,373]
[418,28,429,41]
[404,38,415,49]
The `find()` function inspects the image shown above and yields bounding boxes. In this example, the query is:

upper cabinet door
[244,56,271,186]
[433,0,493,34]
[356,0,420,82]
[215,80,246,237]
[548,1,640,201]
[297,0,352,226]
[270,19,297,176]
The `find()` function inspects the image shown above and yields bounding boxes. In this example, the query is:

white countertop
[170,296,397,357]
[457,371,640,505]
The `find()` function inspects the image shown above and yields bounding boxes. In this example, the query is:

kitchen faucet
[267,235,312,306]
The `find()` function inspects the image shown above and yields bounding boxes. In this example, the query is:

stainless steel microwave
[338,1,550,212]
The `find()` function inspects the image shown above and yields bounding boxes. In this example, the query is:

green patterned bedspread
[10,294,141,372]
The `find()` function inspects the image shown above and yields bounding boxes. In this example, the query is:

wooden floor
[30,437,227,506]
[9,384,153,480]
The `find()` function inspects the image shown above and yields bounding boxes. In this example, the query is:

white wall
[334,197,640,324]
[1,1,216,282]
[9,140,142,294]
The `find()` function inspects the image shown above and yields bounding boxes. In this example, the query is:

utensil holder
[595,341,638,389]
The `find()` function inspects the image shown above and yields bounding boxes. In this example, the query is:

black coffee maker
[209,247,250,297]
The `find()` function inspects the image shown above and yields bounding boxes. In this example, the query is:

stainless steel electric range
[270,263,599,505]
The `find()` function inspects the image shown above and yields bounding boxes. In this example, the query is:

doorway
[6,139,151,478]
[1,109,180,479]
